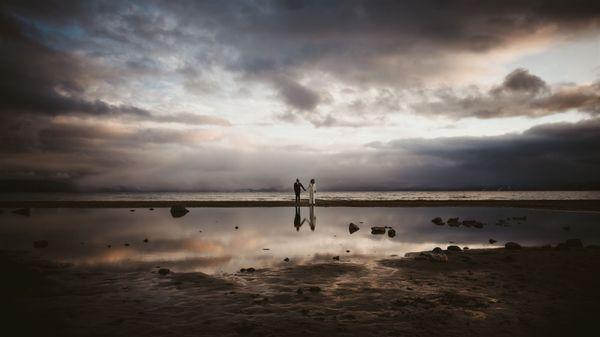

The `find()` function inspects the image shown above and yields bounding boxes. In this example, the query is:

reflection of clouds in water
[0,207,599,273]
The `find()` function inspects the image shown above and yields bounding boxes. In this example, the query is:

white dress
[308,183,316,205]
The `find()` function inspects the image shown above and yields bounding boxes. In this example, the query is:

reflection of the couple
[294,206,316,231]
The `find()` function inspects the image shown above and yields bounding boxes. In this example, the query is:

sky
[1,0,599,191]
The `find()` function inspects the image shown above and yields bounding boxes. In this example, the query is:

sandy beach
[3,243,600,337]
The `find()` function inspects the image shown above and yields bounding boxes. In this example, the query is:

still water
[1,207,599,274]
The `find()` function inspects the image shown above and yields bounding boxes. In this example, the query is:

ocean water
[2,206,599,274]
[1,190,600,201]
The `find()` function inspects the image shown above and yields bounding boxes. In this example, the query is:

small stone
[158,268,170,275]
[371,226,386,234]
[447,245,462,252]
[106,244,112,248]
[246,267,255,272]
[346,250,350,253]
[387,228,396,238]
[143,238,148,243]
[431,217,445,226]
[349,222,360,234]
[33,240,48,248]
[489,238,497,244]
[262,248,270,250]
[12,208,31,216]
[149,208,154,211]
[332,256,340,260]
[130,209,135,212]
[505,242,522,250]
[235,226,239,230]
[284,257,290,262]
[463,246,469,250]
[124,243,130,247]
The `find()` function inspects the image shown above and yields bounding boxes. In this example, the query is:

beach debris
[562,225,571,231]
[284,257,290,262]
[33,240,48,248]
[387,228,396,238]
[431,217,445,226]
[557,239,583,250]
[489,238,497,244]
[416,252,448,263]
[158,268,171,275]
[447,245,462,252]
[505,242,522,250]
[12,208,31,216]
[447,217,460,227]
[143,238,148,243]
[349,222,360,234]
[432,247,443,254]
[332,255,340,260]
[371,226,386,235]
[170,206,189,218]
[240,267,256,273]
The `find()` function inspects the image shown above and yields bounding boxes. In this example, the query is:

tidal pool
[1,207,599,274]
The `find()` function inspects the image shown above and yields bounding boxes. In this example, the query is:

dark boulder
[432,247,443,254]
[283,257,290,262]
[170,206,189,218]
[371,226,386,235]
[332,256,340,261]
[33,240,48,248]
[431,217,445,226]
[489,238,497,244]
[447,217,460,227]
[505,242,522,250]
[158,268,171,275]
[447,245,462,252]
[349,222,360,234]
[387,229,396,238]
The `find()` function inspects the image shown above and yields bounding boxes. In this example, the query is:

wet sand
[2,199,600,211]
[3,244,600,337]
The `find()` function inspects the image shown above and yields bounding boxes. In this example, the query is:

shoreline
[1,199,600,211]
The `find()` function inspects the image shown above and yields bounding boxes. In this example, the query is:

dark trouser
[295,193,300,204]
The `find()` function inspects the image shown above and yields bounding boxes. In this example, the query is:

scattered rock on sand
[170,206,189,218]
[463,246,469,250]
[332,256,340,261]
[447,245,462,252]
[12,208,31,216]
[431,217,445,226]
[348,222,360,234]
[283,258,290,262]
[387,228,396,238]
[447,217,460,227]
[33,240,48,248]
[505,242,522,250]
[371,226,386,235]
[240,267,255,273]
[489,238,497,244]
[158,268,171,275]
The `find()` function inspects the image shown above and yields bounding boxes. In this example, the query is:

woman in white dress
[308,179,316,205]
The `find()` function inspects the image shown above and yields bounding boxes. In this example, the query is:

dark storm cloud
[413,69,600,119]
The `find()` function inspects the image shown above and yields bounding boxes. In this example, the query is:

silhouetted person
[294,206,306,231]
[308,179,316,205]
[294,178,306,204]
[308,205,316,231]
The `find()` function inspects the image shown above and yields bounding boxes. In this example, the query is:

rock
[432,247,443,254]
[33,240,48,248]
[447,245,462,252]
[348,222,360,234]
[106,244,112,248]
[124,243,130,247]
[462,220,476,227]
[240,267,256,273]
[473,221,484,228]
[387,228,396,238]
[296,288,303,295]
[495,219,509,226]
[235,226,239,230]
[12,208,31,216]
[463,246,469,250]
[371,226,386,234]
[505,242,522,250]
[158,268,171,275]
[283,257,290,262]
[308,286,321,292]
[129,209,135,212]
[149,208,154,211]
[431,217,445,226]
[332,256,340,260]
[262,248,270,250]
[489,238,497,244]
[143,238,148,243]
[170,206,189,218]
[419,252,448,263]
[346,250,350,253]
[447,217,460,227]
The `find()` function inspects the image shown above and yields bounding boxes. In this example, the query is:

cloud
[412,68,600,119]
[272,75,321,111]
